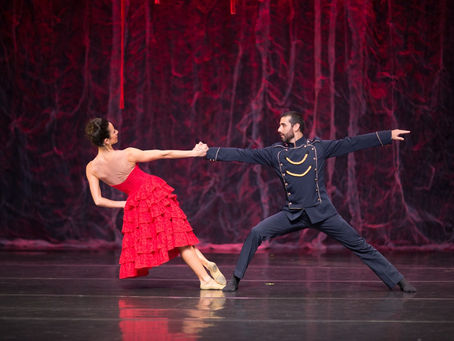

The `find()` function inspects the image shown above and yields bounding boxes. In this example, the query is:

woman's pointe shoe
[200,279,226,290]
[206,262,226,285]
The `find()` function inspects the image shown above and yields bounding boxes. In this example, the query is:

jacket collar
[284,136,307,148]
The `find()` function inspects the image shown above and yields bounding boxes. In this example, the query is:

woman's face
[105,122,119,146]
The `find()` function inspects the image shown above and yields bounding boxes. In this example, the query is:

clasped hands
[193,141,209,156]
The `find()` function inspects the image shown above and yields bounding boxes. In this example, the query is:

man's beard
[280,131,294,143]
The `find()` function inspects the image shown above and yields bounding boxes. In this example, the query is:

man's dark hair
[280,111,304,132]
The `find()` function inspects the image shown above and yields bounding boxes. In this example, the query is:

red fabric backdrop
[1,0,453,250]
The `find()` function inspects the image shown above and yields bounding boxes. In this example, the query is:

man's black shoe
[222,276,240,292]
[398,278,416,293]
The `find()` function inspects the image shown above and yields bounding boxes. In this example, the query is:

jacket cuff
[376,130,392,146]
[206,147,220,161]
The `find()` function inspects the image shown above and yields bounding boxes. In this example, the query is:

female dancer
[85,118,225,290]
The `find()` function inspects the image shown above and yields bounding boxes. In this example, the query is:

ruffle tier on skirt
[119,176,199,279]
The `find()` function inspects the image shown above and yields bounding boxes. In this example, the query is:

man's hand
[391,129,410,141]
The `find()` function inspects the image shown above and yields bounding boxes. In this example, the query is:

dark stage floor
[0,250,453,340]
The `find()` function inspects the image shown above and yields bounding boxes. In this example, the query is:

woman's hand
[193,142,209,157]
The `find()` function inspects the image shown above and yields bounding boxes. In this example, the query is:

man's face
[277,116,296,143]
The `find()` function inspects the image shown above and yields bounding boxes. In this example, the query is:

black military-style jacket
[206,131,392,224]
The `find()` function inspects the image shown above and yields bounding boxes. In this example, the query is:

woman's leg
[178,246,225,290]
[193,246,226,285]
[192,246,211,267]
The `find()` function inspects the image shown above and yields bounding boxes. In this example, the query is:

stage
[0,250,453,340]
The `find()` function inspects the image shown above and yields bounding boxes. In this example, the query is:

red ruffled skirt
[119,176,199,279]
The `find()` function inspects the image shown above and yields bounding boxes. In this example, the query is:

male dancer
[206,111,416,293]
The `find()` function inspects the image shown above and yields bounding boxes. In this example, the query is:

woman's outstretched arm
[126,142,208,163]
[86,163,126,208]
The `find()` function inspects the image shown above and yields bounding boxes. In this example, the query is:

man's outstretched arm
[206,146,273,166]
[321,129,410,158]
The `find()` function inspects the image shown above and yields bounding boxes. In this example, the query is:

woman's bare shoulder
[86,158,101,177]
[123,147,142,154]
[122,147,144,162]
[86,159,94,171]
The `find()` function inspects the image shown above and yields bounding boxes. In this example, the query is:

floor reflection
[182,290,226,335]
[118,291,226,340]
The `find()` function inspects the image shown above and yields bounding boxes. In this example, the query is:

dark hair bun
[85,118,110,146]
